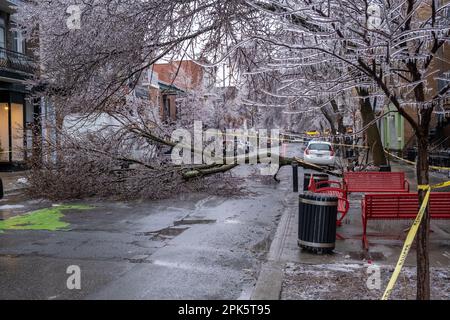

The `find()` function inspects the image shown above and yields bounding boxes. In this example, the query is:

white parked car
[303,141,336,167]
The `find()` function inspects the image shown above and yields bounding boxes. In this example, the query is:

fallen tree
[181,155,341,180]
[26,103,338,200]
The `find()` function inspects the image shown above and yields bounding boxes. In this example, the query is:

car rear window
[308,143,332,151]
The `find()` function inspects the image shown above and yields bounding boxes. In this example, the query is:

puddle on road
[156,226,189,236]
[174,219,216,226]
[252,235,272,253]
[137,219,216,241]
[137,226,189,241]
[126,255,151,264]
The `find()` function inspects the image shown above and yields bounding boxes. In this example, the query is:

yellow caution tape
[381,180,450,300]
[418,180,450,190]
[384,149,450,171]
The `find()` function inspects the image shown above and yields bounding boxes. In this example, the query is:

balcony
[0,0,22,13]
[0,47,35,77]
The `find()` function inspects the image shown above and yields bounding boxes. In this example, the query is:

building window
[0,17,6,49]
[9,19,25,54]
[12,30,25,54]
[162,95,170,121]
[438,79,447,92]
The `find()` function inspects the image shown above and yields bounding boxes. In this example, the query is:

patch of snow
[282,263,450,300]
[224,219,241,224]
[0,204,25,210]
[315,263,363,273]
[17,177,28,185]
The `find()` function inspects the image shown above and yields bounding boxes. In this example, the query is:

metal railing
[0,47,35,75]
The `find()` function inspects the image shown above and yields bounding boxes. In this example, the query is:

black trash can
[298,193,338,254]
[379,165,391,172]
[303,173,329,191]
[0,177,3,200]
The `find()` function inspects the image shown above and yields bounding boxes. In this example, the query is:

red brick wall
[152,60,204,91]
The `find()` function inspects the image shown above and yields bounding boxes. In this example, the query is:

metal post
[0,177,3,200]
[292,161,298,192]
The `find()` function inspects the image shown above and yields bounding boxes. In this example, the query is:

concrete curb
[251,194,297,300]
[251,261,283,300]
[4,187,27,195]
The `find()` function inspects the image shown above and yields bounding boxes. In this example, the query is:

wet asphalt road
[0,144,303,299]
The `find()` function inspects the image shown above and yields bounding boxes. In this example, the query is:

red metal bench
[308,175,349,226]
[361,192,450,249]
[344,172,410,193]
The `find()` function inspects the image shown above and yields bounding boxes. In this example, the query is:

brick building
[147,60,215,123]
[379,2,450,153]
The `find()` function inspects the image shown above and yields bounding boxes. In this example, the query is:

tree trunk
[182,155,342,180]
[31,99,42,168]
[412,75,432,300]
[416,134,430,300]
[321,106,337,136]
[357,89,387,166]
[330,99,346,135]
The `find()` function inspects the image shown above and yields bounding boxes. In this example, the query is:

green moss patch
[0,204,93,233]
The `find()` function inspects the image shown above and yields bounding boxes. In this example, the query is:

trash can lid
[298,191,338,202]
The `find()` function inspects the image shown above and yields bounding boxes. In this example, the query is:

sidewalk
[0,171,35,221]
[0,171,28,194]
[252,166,450,300]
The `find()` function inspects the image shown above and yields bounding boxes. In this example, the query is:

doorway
[0,92,25,164]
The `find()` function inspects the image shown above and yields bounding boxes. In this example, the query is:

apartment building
[0,0,35,170]
[379,2,450,153]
